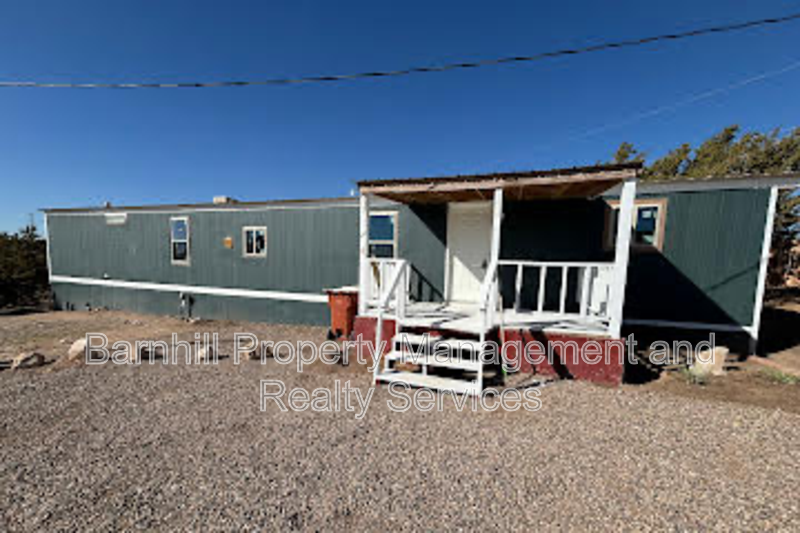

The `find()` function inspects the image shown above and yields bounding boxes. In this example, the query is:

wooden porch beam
[359,170,632,196]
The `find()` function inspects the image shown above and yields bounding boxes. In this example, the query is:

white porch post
[358,193,370,315]
[609,177,637,338]
[487,188,504,332]
[749,185,779,354]
[490,188,504,267]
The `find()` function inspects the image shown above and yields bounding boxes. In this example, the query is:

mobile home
[44,163,799,388]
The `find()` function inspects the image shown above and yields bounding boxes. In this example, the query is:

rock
[12,352,46,370]
[195,346,215,363]
[67,339,87,362]
[692,346,730,377]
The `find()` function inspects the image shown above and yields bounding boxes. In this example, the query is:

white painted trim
[358,194,370,315]
[625,318,754,336]
[169,216,191,266]
[368,210,398,258]
[443,203,451,303]
[609,178,636,338]
[43,213,53,283]
[490,189,504,271]
[50,275,328,304]
[750,186,779,345]
[242,226,268,258]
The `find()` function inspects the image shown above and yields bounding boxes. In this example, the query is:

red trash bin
[325,287,359,340]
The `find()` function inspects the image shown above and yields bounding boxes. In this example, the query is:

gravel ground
[2,345,800,532]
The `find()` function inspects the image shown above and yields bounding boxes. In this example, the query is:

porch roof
[357,163,641,204]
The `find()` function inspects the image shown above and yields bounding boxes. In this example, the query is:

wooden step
[376,370,479,395]
[394,333,483,353]
[393,332,437,347]
[384,350,483,372]
[433,338,483,352]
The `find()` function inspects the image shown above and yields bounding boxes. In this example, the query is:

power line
[535,57,800,151]
[2,11,800,89]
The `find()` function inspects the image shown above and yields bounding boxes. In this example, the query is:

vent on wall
[104,213,128,226]
[213,196,237,205]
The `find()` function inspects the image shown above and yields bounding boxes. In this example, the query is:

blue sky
[1,0,799,232]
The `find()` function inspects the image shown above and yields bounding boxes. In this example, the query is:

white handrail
[372,259,408,380]
[478,259,500,344]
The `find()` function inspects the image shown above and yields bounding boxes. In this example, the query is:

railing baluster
[580,266,591,318]
[537,266,547,313]
[559,266,568,315]
[514,264,524,312]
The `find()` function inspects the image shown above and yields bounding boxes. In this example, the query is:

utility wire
[537,57,800,150]
[2,11,800,89]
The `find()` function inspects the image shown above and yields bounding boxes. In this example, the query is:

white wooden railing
[371,259,409,380]
[478,259,500,344]
[497,260,614,323]
[365,258,409,312]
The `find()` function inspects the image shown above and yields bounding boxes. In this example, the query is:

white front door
[447,202,493,303]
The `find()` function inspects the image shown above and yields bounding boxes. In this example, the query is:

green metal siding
[47,199,447,324]
[498,199,611,309]
[625,188,770,327]
[501,199,609,261]
[399,204,447,302]
[496,190,768,327]
[51,282,328,324]
[48,203,361,324]
[48,186,768,328]
[49,206,359,291]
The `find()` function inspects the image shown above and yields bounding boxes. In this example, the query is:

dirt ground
[1,306,800,413]
[2,308,799,530]
[634,366,800,414]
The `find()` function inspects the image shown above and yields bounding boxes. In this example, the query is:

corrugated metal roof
[355,162,644,187]
[41,166,800,214]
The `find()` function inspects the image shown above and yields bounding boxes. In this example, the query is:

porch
[364,260,614,338]
[356,163,641,393]
[357,164,640,340]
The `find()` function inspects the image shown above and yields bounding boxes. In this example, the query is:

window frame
[368,211,398,259]
[170,216,191,266]
[605,198,668,252]
[242,226,268,259]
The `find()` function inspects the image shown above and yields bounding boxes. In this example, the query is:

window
[243,226,267,258]
[170,217,190,265]
[606,199,667,251]
[369,212,397,258]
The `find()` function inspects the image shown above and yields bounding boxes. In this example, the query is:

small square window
[369,213,397,258]
[243,227,267,258]
[634,206,659,246]
[606,200,666,252]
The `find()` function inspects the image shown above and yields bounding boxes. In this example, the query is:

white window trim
[368,211,398,258]
[606,198,668,252]
[242,226,268,258]
[170,216,191,266]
